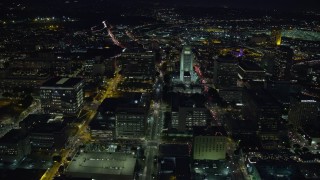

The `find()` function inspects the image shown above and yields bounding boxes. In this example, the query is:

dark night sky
[3,0,319,12]
[148,0,320,11]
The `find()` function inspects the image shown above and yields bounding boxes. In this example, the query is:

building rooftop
[31,121,67,134]
[159,157,191,180]
[89,112,115,131]
[228,118,257,133]
[245,89,280,107]
[171,93,206,110]
[0,168,46,180]
[159,144,189,157]
[116,107,147,115]
[21,114,67,134]
[216,55,238,63]
[41,77,83,88]
[99,93,148,113]
[66,152,136,178]
[235,134,262,152]
[193,126,228,136]
[291,93,319,102]
[0,129,27,144]
[254,161,305,180]
[21,114,52,126]
[239,61,264,71]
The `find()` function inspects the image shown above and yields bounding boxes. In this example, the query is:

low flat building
[193,126,227,160]
[158,144,191,180]
[19,114,68,152]
[65,152,137,180]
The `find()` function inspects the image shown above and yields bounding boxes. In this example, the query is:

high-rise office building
[120,51,156,81]
[98,93,150,139]
[214,57,241,103]
[238,61,266,83]
[115,107,147,139]
[242,89,281,132]
[180,46,196,83]
[171,46,200,93]
[176,107,211,131]
[171,94,211,131]
[89,112,114,141]
[40,77,84,115]
[158,144,191,180]
[118,50,155,93]
[265,46,293,81]
[242,89,282,149]
[288,96,319,131]
[214,57,238,88]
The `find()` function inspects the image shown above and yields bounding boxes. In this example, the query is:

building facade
[288,96,319,131]
[175,107,211,131]
[179,46,197,83]
[0,129,31,163]
[40,77,84,115]
[115,107,147,139]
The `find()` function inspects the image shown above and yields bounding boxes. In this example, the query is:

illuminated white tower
[180,46,194,83]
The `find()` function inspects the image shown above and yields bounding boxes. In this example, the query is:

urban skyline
[0,1,319,180]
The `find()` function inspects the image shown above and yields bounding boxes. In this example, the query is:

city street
[40,70,121,180]
[142,101,164,180]
[142,78,164,180]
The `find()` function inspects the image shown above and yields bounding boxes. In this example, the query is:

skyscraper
[120,51,156,81]
[213,57,238,89]
[242,89,281,132]
[288,96,319,131]
[214,57,241,103]
[273,46,293,80]
[180,46,195,83]
[242,89,282,149]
